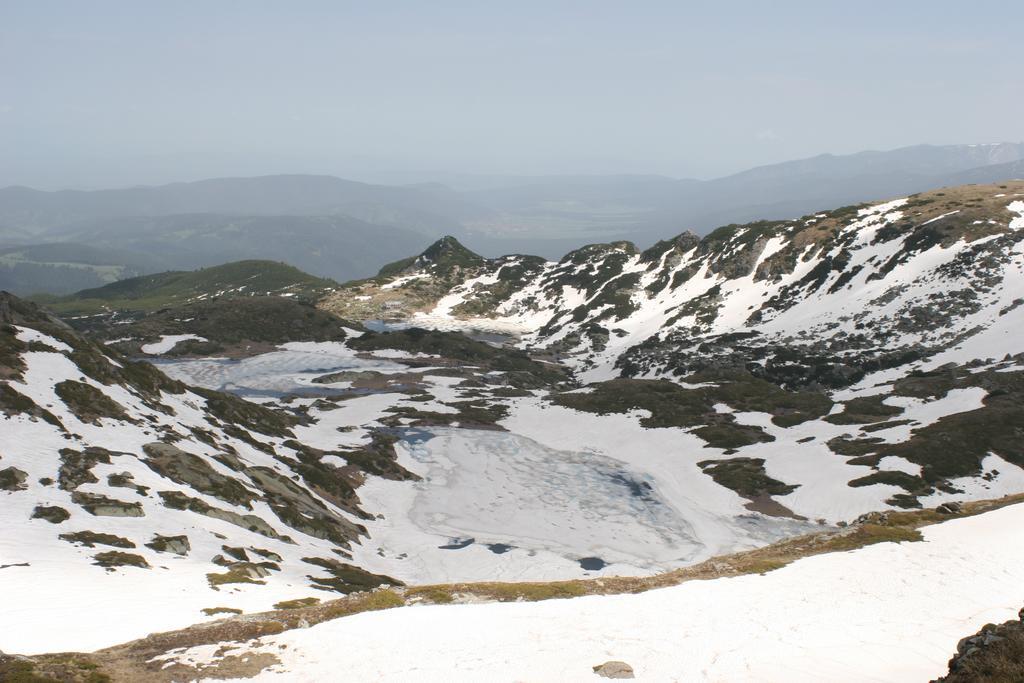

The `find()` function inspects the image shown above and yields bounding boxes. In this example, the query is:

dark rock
[71,491,145,517]
[31,505,70,523]
[0,466,28,491]
[145,534,191,556]
[934,607,1024,681]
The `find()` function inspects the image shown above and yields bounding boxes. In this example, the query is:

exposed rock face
[31,505,70,524]
[0,466,28,491]
[71,491,145,517]
[145,534,190,556]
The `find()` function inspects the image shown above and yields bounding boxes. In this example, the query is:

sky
[1,0,1022,189]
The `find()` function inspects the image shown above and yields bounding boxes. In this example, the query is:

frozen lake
[352,426,820,582]
[402,427,701,566]
[154,344,821,582]
[153,342,407,398]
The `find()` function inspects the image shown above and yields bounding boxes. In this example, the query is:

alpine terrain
[2,181,1024,682]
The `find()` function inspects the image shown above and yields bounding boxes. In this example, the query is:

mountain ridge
[324,181,1024,376]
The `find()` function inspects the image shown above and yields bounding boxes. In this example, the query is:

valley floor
[175,501,1023,682]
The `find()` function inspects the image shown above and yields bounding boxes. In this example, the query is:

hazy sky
[2,0,1021,189]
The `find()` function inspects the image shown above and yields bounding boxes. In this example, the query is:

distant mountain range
[2,142,1022,295]
[0,174,484,235]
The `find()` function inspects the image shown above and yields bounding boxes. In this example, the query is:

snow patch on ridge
[141,334,207,354]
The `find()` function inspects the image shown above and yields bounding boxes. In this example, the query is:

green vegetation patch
[848,471,933,508]
[0,466,28,491]
[0,653,111,683]
[824,394,904,425]
[377,236,485,279]
[93,551,149,569]
[349,327,564,385]
[691,422,775,449]
[193,386,296,438]
[827,436,885,458]
[145,534,191,556]
[207,565,267,587]
[109,297,354,354]
[552,372,830,442]
[861,418,916,433]
[31,505,70,524]
[690,369,833,427]
[71,491,144,517]
[45,260,337,316]
[57,447,113,491]
[552,378,712,427]
[0,382,64,428]
[550,377,782,447]
[273,597,321,610]
[59,531,135,549]
[382,400,510,430]
[54,380,130,424]
[892,368,960,399]
[302,557,403,594]
[157,490,289,541]
[698,457,799,499]
[142,442,258,509]
[827,366,1024,507]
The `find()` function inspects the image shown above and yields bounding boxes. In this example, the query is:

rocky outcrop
[0,466,28,491]
[933,607,1024,682]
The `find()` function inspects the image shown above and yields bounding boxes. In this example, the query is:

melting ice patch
[154,344,406,398]
[402,427,698,566]
[353,427,818,582]
[140,334,206,355]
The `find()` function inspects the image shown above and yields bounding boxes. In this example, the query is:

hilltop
[39,260,337,316]
[25,260,364,357]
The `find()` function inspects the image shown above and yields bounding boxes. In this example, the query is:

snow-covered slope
[324,182,1024,385]
[157,501,1024,682]
[0,294,417,649]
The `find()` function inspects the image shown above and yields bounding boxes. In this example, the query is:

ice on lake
[153,343,407,398]
[354,427,820,582]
